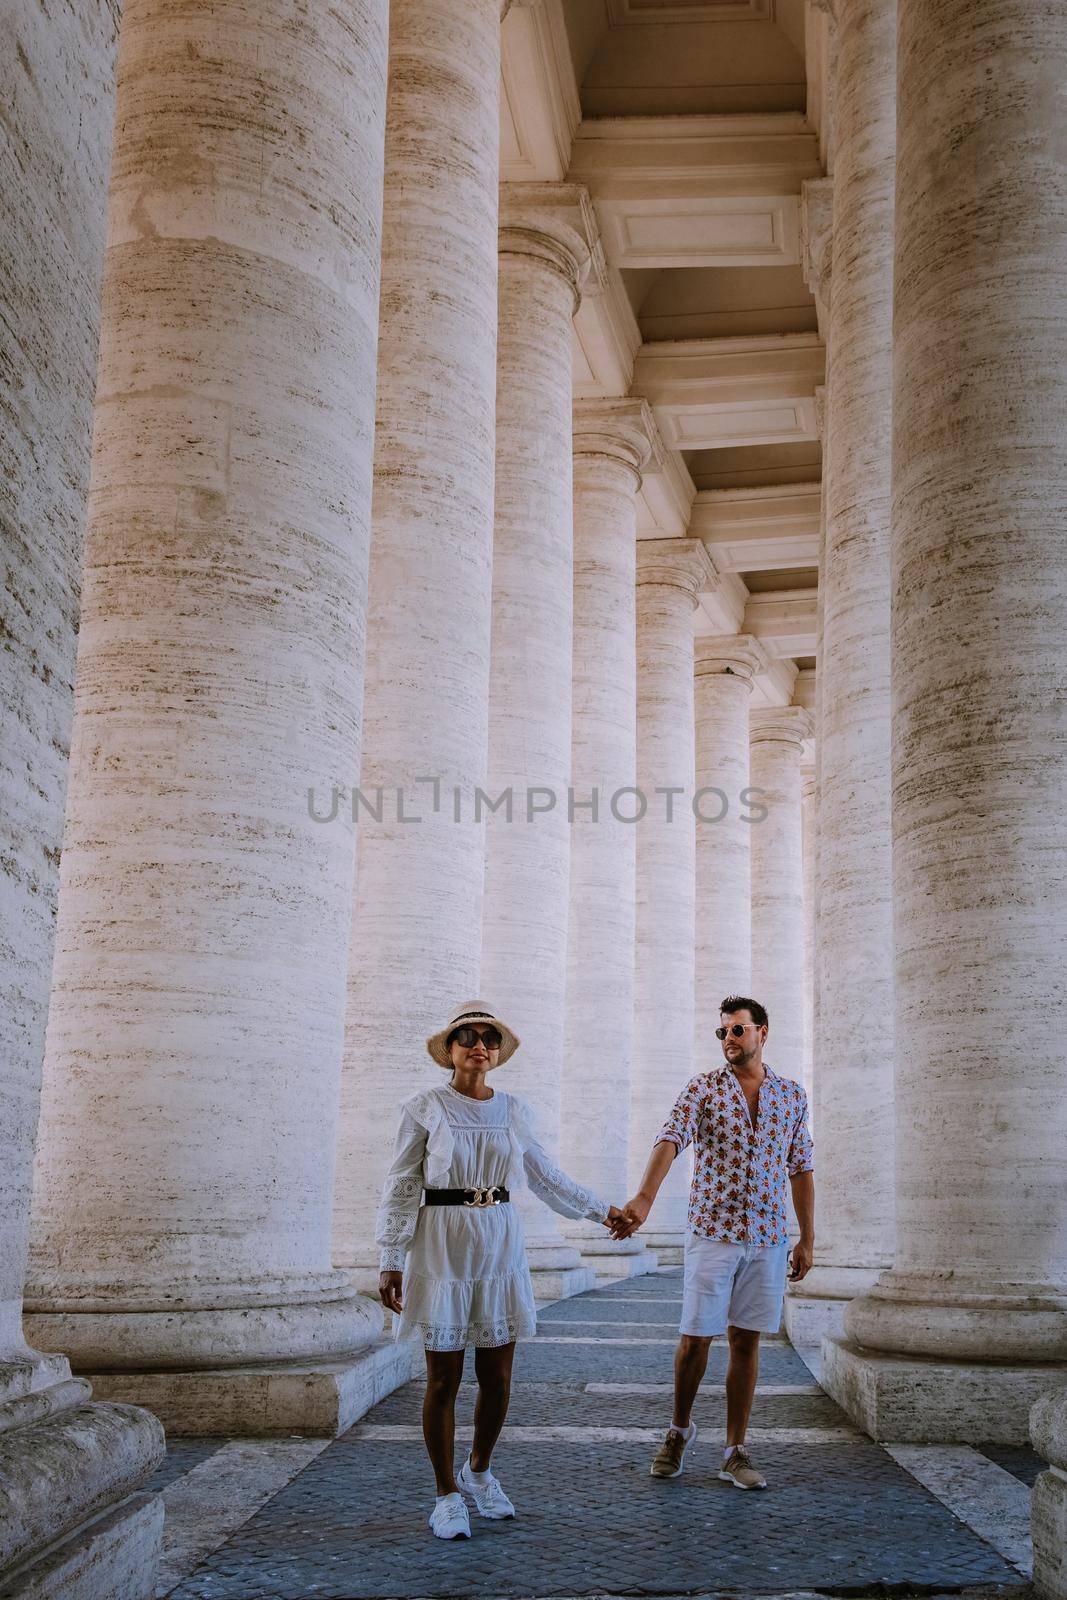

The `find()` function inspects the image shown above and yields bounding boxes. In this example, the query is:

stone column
[25,0,391,1438]
[631,539,716,1257]
[787,0,897,1352]
[692,635,768,1064]
[332,0,502,1291]
[0,5,166,1591]
[800,757,816,1111]
[1033,1389,1067,1600]
[560,400,659,1282]
[823,0,1067,1442]
[480,186,596,1299]
[748,708,813,1083]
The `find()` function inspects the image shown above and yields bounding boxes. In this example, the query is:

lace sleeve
[509,1096,608,1221]
[375,1109,427,1273]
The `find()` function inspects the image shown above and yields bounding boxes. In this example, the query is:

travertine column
[481,187,595,1299]
[560,400,658,1280]
[1,4,165,1590]
[1033,1389,1067,1600]
[824,0,1067,1443]
[693,635,768,1066]
[26,0,390,1436]
[748,708,813,1083]
[333,0,501,1289]
[632,539,715,1255]
[789,0,896,1351]
[800,758,816,1111]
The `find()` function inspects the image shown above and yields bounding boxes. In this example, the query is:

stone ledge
[590,1249,660,1283]
[530,1265,596,1302]
[0,1492,161,1600]
[783,1290,848,1347]
[83,1336,420,1438]
[823,1335,1067,1444]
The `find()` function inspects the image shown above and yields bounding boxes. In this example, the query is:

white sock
[436,1490,463,1504]
[670,1420,695,1439]
[466,1457,492,1483]
[724,1444,740,1458]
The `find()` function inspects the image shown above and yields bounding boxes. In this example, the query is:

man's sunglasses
[715,1023,749,1040]
[448,1025,503,1051]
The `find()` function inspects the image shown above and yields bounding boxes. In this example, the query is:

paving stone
[144,1437,222,1491]
[977,1443,1049,1487]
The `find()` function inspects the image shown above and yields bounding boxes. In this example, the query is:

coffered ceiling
[501,0,832,708]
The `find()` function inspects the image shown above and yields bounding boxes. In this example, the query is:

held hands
[378,1271,403,1314]
[603,1194,651,1241]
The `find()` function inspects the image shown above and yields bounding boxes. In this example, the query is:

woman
[377,1000,625,1540]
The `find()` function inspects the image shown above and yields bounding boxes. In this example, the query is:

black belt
[424,1186,510,1208]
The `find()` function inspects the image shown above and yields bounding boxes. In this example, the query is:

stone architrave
[823,0,1067,1442]
[332,0,503,1293]
[692,635,769,1060]
[480,185,599,1301]
[787,0,897,1350]
[560,400,660,1282]
[24,0,393,1438]
[748,708,813,1084]
[0,5,165,1591]
[631,539,716,1257]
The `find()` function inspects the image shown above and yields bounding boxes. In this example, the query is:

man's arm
[617,1140,679,1235]
[788,1169,814,1280]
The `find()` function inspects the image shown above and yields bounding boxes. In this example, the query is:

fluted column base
[23,1276,399,1436]
[564,1222,659,1282]
[822,1335,1067,1445]
[1033,1388,1067,1600]
[0,1357,164,1599]
[783,1264,881,1347]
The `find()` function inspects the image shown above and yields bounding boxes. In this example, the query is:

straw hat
[426,1001,521,1068]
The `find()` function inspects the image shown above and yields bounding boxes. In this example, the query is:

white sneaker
[429,1493,471,1539]
[458,1457,516,1519]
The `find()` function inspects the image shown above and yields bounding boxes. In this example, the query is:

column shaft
[333,0,501,1287]
[26,0,390,1429]
[561,401,657,1279]
[693,636,767,1065]
[794,0,897,1345]
[824,0,1067,1442]
[749,709,813,1083]
[481,189,594,1297]
[1,3,165,1588]
[632,540,715,1253]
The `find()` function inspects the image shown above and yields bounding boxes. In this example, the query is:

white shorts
[680,1234,789,1337]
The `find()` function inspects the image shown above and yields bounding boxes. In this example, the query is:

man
[619,996,814,1490]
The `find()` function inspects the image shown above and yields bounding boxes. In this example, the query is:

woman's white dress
[376,1082,609,1351]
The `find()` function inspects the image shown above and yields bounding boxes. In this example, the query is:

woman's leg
[470,1341,516,1472]
[423,1348,466,1494]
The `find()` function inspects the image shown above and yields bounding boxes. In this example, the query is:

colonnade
[3,0,1067,1595]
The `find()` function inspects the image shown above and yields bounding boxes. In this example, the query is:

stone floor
[151,1269,1043,1600]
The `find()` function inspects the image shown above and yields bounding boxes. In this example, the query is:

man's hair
[719,995,769,1030]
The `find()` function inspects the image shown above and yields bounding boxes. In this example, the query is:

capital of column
[694,633,769,687]
[800,176,834,310]
[499,183,603,313]
[573,397,660,490]
[749,705,814,750]
[635,537,716,602]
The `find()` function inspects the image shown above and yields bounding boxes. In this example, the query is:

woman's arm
[375,1108,427,1310]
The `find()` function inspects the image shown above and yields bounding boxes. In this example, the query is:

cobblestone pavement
[160,1269,1041,1600]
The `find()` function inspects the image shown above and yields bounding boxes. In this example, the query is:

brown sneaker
[718,1445,767,1490]
[650,1423,696,1478]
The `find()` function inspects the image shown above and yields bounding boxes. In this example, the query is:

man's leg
[724,1325,761,1446]
[672,1334,713,1430]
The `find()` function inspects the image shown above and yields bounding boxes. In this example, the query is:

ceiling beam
[632,333,824,450]
[689,481,821,570]
[743,587,819,658]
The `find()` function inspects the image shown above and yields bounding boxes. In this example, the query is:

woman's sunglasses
[715,1023,749,1040]
[448,1025,503,1051]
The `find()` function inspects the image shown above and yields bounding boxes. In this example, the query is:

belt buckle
[464,1186,497,1208]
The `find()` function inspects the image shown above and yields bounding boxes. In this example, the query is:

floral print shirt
[656,1066,813,1246]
